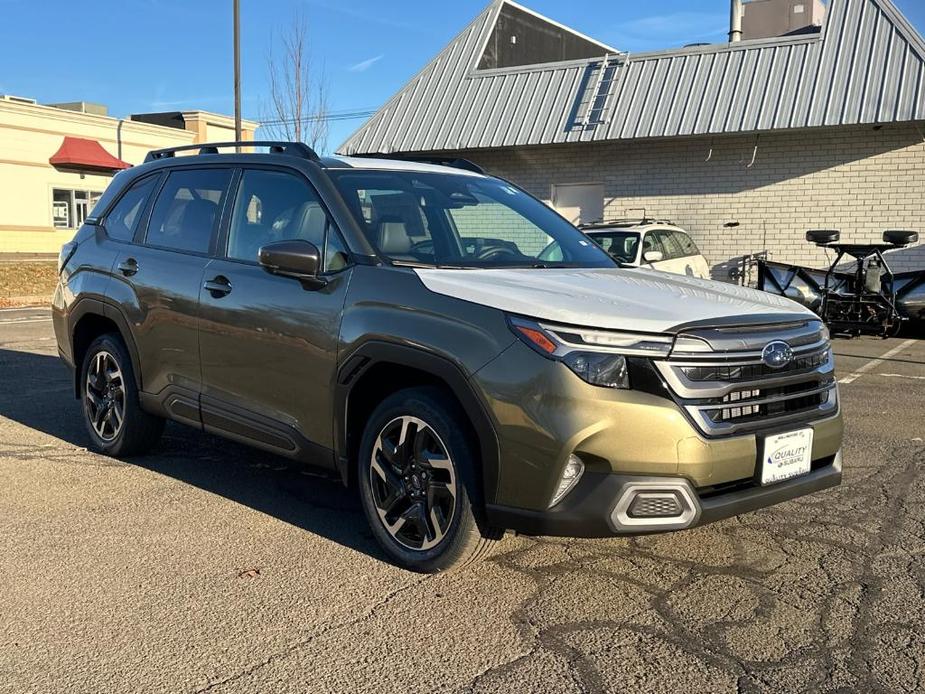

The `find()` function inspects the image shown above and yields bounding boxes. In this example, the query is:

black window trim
[217,164,354,276]
[136,165,236,259]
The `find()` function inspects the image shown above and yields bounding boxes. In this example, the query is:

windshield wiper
[389,260,472,270]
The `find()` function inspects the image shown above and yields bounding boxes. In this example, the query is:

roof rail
[144,141,320,164]
[353,153,485,175]
[580,218,674,229]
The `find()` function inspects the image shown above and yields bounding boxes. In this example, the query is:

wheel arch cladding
[336,341,501,505]
[70,299,142,398]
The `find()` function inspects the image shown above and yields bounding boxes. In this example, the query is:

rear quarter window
[103,176,159,242]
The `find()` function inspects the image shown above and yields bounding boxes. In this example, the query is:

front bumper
[485,450,842,538]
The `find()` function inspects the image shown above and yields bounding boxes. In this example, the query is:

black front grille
[709,391,829,423]
[680,350,829,382]
[709,378,834,422]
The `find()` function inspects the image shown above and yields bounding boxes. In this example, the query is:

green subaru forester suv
[53,142,843,572]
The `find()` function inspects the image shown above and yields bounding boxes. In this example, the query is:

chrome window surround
[656,320,838,437]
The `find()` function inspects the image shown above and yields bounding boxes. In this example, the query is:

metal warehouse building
[340,0,925,277]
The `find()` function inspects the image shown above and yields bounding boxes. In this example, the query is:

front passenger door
[197,167,353,466]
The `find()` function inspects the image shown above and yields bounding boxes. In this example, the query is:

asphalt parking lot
[1,307,923,694]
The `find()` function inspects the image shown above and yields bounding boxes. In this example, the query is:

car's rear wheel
[358,387,502,573]
[81,334,163,457]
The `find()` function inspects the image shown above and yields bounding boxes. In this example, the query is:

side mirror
[258,240,323,285]
[806,229,840,246]
[642,250,664,263]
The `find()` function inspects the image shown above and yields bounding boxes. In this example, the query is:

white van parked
[580,220,711,280]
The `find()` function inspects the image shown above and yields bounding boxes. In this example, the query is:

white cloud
[348,55,385,73]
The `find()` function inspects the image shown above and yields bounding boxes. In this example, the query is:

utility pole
[233,0,242,149]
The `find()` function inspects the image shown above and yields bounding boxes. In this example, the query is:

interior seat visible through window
[145,168,232,254]
[227,168,349,271]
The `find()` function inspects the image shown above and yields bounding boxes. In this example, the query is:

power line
[259,109,377,126]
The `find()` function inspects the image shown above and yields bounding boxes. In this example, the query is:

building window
[52,188,104,229]
[478,4,610,71]
[551,183,604,226]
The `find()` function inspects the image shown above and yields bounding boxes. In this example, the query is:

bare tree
[263,13,330,152]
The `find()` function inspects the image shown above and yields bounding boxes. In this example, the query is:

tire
[80,333,164,457]
[357,387,503,573]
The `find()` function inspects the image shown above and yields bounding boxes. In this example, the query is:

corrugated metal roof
[339,0,925,155]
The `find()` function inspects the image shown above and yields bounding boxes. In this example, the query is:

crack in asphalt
[455,442,925,693]
[192,576,432,693]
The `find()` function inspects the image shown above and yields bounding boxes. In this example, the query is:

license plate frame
[760,428,814,486]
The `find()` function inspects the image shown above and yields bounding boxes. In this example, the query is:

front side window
[588,232,640,264]
[642,232,666,260]
[330,171,614,269]
[146,169,232,254]
[103,176,159,242]
[227,169,348,271]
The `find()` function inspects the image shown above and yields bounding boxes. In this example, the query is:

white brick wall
[447,122,925,278]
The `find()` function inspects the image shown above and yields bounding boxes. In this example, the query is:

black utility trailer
[757,230,924,338]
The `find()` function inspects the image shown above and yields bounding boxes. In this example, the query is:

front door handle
[203,276,233,298]
[117,258,138,276]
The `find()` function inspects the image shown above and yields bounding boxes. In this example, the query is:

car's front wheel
[80,334,164,457]
[358,387,502,573]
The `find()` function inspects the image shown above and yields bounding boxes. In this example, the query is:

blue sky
[1,0,923,153]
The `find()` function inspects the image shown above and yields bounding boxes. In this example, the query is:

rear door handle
[203,276,233,298]
[117,258,138,276]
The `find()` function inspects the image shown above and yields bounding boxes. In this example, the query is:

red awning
[49,136,131,172]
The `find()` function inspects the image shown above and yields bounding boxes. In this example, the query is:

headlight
[562,352,629,389]
[508,316,671,390]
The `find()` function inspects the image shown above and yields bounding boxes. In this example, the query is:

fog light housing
[550,455,585,507]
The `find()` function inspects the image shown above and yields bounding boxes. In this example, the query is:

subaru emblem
[761,341,794,369]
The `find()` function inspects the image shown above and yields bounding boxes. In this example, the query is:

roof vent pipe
[729,0,744,42]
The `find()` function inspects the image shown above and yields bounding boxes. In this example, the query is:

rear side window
[145,169,232,254]
[670,230,701,257]
[103,176,159,242]
[652,230,684,260]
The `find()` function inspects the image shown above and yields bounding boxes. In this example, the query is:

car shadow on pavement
[0,347,386,563]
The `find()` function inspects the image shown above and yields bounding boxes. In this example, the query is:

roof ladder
[578,53,625,127]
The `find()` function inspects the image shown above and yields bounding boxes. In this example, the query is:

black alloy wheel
[369,415,458,551]
[85,350,126,442]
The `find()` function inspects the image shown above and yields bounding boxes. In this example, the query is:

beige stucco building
[0,96,257,254]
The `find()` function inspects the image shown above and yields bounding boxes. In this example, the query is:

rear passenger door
[197,167,352,465]
[107,167,233,423]
[669,230,711,279]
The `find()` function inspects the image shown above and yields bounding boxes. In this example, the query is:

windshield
[329,170,615,269]
[587,231,641,264]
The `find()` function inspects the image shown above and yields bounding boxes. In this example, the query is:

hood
[414,267,815,334]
